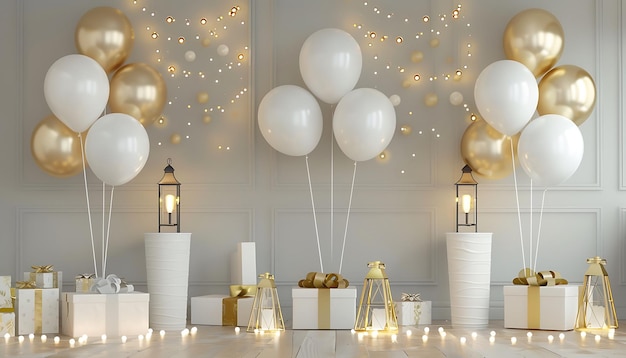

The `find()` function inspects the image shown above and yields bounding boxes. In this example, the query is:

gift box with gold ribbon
[15,281,59,335]
[0,278,15,336]
[190,294,253,326]
[396,293,432,326]
[292,272,356,330]
[74,274,96,293]
[23,265,62,289]
[504,269,579,331]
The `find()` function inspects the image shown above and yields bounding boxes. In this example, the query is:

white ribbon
[90,274,134,294]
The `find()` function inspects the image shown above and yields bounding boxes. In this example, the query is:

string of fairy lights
[123,0,476,174]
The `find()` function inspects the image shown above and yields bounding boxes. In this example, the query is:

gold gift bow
[75,273,96,279]
[31,265,54,273]
[512,268,568,286]
[229,285,257,297]
[298,272,350,288]
[401,293,422,302]
[16,281,37,289]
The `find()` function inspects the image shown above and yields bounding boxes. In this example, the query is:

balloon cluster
[258,28,396,162]
[463,8,593,187]
[32,7,166,184]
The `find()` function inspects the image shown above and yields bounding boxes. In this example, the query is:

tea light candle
[511,337,517,345]
[18,335,24,343]
[548,335,554,343]
[371,309,386,330]
[422,334,428,342]
[54,336,60,344]
[121,336,127,343]
[101,334,107,343]
[160,330,166,338]
[406,330,412,337]
[28,333,34,342]
[424,327,430,334]
[609,329,615,340]
[489,336,495,344]
[460,337,466,344]
[580,331,587,339]
[190,327,198,334]
[490,331,496,337]
[559,333,565,342]
[594,335,601,343]
[69,338,75,347]
[471,332,477,340]
[181,328,190,336]
[41,335,47,343]
[4,332,10,341]
[234,327,240,334]
[391,334,397,343]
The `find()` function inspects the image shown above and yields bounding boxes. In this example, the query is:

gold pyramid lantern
[247,272,285,332]
[354,261,398,332]
[575,256,618,332]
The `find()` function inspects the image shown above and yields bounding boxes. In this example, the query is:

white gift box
[396,301,432,326]
[504,285,579,331]
[75,276,96,293]
[0,276,11,309]
[190,294,254,326]
[15,288,59,335]
[61,292,149,337]
[24,271,62,289]
[0,312,15,336]
[291,287,357,329]
[231,242,257,285]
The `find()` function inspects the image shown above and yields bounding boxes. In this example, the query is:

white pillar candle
[371,309,387,330]
[261,309,275,330]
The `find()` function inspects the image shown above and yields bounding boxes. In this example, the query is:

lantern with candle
[158,158,181,232]
[575,256,618,332]
[455,164,477,232]
[354,261,398,332]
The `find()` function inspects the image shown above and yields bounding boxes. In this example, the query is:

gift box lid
[503,285,579,297]
[63,292,149,303]
[292,287,357,298]
[191,294,229,301]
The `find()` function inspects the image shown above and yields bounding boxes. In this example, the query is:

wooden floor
[3,321,626,357]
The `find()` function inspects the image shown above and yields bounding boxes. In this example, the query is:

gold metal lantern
[247,273,285,332]
[575,256,618,332]
[354,261,398,332]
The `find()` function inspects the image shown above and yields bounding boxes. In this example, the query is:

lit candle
[424,327,430,334]
[527,331,532,341]
[371,330,379,338]
[391,334,397,343]
[471,332,477,340]
[160,330,165,338]
[234,327,240,334]
[41,334,47,343]
[181,328,189,336]
[595,335,601,343]
[489,336,495,344]
[406,330,412,337]
[190,327,198,335]
[4,332,9,341]
[460,337,466,344]
[139,334,144,341]
[54,336,60,344]
[580,331,587,339]
[511,337,517,345]
[462,194,471,214]
[609,329,615,340]
[261,309,276,330]
[548,335,554,343]
[490,330,496,337]
[422,334,428,342]
[371,309,387,330]
[440,332,447,338]
[18,335,24,343]
[559,333,565,342]
[101,334,107,343]
[69,338,75,347]
[28,333,34,342]
[121,336,127,343]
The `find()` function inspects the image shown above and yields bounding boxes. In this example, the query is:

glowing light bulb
[462,194,471,214]
[165,194,176,214]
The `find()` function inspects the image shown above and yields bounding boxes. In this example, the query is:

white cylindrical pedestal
[446,232,492,327]
[145,232,191,331]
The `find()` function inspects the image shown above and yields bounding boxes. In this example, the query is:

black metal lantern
[455,165,478,232]
[158,158,181,232]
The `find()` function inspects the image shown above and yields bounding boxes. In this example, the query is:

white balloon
[474,60,538,136]
[299,28,362,104]
[85,113,150,186]
[258,85,323,156]
[217,44,229,56]
[389,94,401,106]
[333,88,396,162]
[517,114,584,187]
[44,54,110,133]
[449,91,464,106]
[184,50,196,62]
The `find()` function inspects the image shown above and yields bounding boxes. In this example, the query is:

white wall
[0,0,623,321]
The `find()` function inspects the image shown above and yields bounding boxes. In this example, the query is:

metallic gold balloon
[109,63,167,127]
[503,8,564,77]
[75,7,134,73]
[461,119,519,180]
[31,115,86,177]
[537,64,596,126]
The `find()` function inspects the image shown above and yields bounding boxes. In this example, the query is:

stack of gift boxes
[191,242,256,327]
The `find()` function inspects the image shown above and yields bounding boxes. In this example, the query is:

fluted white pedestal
[145,232,191,331]
[446,232,492,327]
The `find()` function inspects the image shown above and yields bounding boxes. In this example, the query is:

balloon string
[529,178,533,273]
[79,133,98,277]
[330,115,334,262]
[532,188,547,272]
[103,186,115,278]
[305,156,323,273]
[510,137,527,270]
[101,181,105,278]
[339,161,357,274]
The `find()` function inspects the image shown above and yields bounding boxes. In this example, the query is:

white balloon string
[529,178,533,273]
[510,137,527,270]
[101,181,105,278]
[330,114,334,263]
[533,188,547,272]
[339,161,357,274]
[306,156,323,273]
[103,186,115,278]
[79,133,98,277]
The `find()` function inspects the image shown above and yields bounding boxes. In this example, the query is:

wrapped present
[231,242,257,285]
[23,265,62,289]
[0,312,15,336]
[0,279,15,336]
[396,293,432,326]
[0,276,12,309]
[190,294,254,326]
[15,282,59,335]
[292,272,355,329]
[61,292,149,337]
[504,270,578,331]
[75,274,96,293]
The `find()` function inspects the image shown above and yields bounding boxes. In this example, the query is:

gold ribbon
[527,286,540,329]
[16,281,36,289]
[512,268,568,286]
[401,293,422,302]
[34,289,42,334]
[298,272,350,289]
[31,265,54,273]
[222,296,247,326]
[318,289,331,329]
[75,273,96,279]
[229,285,257,297]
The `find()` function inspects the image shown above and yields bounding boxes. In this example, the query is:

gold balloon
[31,115,85,177]
[537,64,596,126]
[75,7,134,73]
[461,119,519,180]
[109,63,168,127]
[503,8,564,77]
[424,93,438,107]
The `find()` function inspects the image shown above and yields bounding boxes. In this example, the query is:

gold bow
[512,268,568,286]
[32,265,54,273]
[298,272,349,288]
[401,293,422,302]
[75,273,96,279]
[229,285,257,297]
[16,280,37,289]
